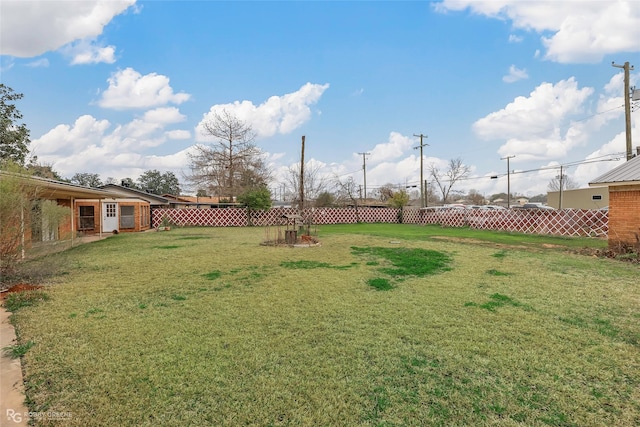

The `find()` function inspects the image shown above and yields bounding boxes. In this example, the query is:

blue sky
[1,0,639,198]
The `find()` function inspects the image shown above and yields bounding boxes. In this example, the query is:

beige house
[547,187,609,209]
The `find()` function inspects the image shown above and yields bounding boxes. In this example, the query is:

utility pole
[612,61,635,160]
[558,165,564,210]
[413,134,429,208]
[358,152,371,200]
[501,155,515,208]
[299,135,305,211]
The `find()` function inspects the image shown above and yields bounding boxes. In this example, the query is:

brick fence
[152,206,608,238]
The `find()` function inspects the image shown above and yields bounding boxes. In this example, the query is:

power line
[334,168,364,178]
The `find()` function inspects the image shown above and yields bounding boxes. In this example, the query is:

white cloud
[31,115,111,156]
[508,34,523,43]
[573,137,627,187]
[143,107,186,124]
[166,130,191,140]
[0,0,136,58]
[26,58,50,68]
[369,155,420,188]
[196,82,329,141]
[98,68,191,110]
[502,65,528,83]
[30,108,193,179]
[437,1,640,63]
[368,132,414,163]
[473,78,594,160]
[66,40,116,65]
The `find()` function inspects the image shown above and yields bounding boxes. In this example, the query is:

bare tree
[334,175,361,222]
[377,183,396,202]
[187,110,270,201]
[547,175,579,192]
[466,189,486,205]
[285,161,328,208]
[428,158,471,204]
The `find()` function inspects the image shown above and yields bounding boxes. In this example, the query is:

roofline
[1,171,118,199]
[589,180,640,187]
[100,184,169,203]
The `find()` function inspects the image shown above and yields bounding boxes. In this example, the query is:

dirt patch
[572,247,640,263]
[541,243,564,249]
[0,284,44,301]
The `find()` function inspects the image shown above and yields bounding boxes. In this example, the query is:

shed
[589,153,640,251]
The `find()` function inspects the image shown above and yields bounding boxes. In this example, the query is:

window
[79,206,95,230]
[141,205,150,227]
[592,195,602,201]
[120,205,135,229]
[106,203,116,217]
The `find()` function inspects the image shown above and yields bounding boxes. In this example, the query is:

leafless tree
[334,175,361,222]
[466,189,486,205]
[428,158,471,204]
[285,161,328,209]
[377,183,396,202]
[547,175,579,192]
[186,110,270,201]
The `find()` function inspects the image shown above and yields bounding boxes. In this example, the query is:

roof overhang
[589,180,640,188]
[1,172,118,199]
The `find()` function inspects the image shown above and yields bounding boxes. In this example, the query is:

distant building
[547,187,609,209]
[589,151,640,251]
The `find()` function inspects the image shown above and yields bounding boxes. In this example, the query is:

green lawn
[6,225,639,426]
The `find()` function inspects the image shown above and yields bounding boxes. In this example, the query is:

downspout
[71,197,75,247]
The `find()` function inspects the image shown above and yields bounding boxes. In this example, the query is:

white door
[102,202,118,232]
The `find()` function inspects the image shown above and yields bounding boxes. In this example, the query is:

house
[74,197,152,234]
[589,151,640,251]
[0,173,153,258]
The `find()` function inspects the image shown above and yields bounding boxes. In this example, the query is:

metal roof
[589,155,640,186]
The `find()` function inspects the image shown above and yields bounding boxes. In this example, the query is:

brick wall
[57,199,73,239]
[75,200,101,235]
[608,185,640,250]
[117,201,151,232]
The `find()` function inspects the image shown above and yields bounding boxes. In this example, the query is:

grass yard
[5,224,640,426]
